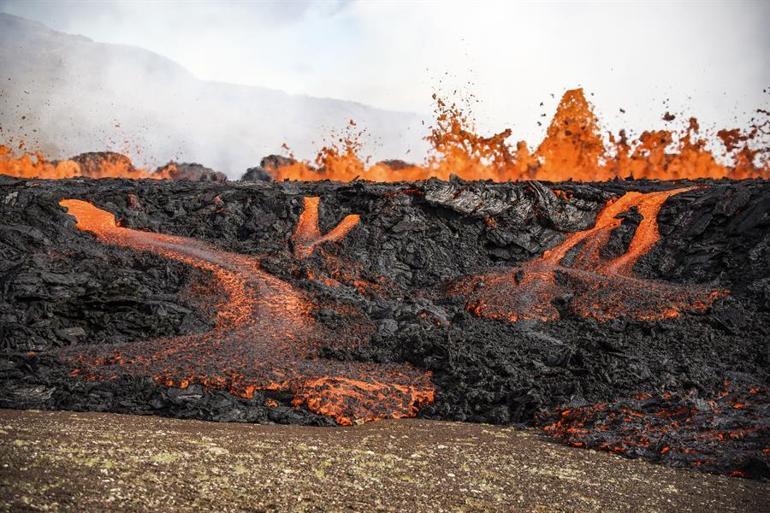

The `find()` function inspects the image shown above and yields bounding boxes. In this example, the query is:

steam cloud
[0,13,426,178]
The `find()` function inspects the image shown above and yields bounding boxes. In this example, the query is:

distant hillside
[0,13,426,177]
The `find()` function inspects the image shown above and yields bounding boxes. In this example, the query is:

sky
[1,0,768,145]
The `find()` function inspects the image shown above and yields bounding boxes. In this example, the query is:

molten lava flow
[0,146,163,179]
[291,197,360,259]
[452,188,727,323]
[58,199,434,425]
[266,89,770,182]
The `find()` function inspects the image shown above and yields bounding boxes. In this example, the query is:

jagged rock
[241,154,298,181]
[423,180,518,216]
[71,152,137,177]
[240,166,273,182]
[261,154,296,171]
[127,193,141,209]
[0,177,767,478]
[376,159,415,170]
[156,162,227,182]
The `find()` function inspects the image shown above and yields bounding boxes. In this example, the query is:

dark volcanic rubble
[0,176,768,477]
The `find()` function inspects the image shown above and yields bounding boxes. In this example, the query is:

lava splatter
[267,89,770,182]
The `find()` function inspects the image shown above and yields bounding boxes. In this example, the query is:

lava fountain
[267,89,770,182]
[0,147,165,179]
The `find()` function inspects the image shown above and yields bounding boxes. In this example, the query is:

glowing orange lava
[0,146,165,179]
[3,88,767,182]
[58,199,434,425]
[451,188,727,323]
[291,197,360,259]
[267,89,770,182]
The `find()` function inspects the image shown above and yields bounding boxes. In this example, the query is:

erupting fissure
[452,188,728,322]
[58,199,434,425]
[266,89,770,182]
[2,89,767,182]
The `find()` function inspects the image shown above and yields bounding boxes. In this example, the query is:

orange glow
[266,89,770,182]
[291,197,360,259]
[533,89,609,181]
[452,188,728,323]
[0,145,164,179]
[58,199,434,425]
[4,89,768,182]
[292,376,436,426]
[0,145,80,179]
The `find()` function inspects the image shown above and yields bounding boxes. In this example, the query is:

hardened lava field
[0,176,768,478]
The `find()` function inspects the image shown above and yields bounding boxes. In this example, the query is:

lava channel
[58,199,434,425]
[452,188,728,323]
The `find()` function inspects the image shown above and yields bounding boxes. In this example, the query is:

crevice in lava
[57,199,433,425]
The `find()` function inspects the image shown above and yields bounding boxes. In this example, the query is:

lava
[452,188,728,323]
[267,88,770,182]
[0,145,81,179]
[533,88,608,182]
[0,146,163,179]
[3,88,768,182]
[58,199,434,425]
[291,197,360,259]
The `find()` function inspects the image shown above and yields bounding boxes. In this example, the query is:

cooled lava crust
[0,176,768,478]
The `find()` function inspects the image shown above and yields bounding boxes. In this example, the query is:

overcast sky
[1,0,768,144]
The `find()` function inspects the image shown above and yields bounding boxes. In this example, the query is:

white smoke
[0,12,427,178]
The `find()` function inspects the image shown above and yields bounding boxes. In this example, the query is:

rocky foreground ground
[0,409,766,513]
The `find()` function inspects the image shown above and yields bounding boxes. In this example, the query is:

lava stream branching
[291,196,360,259]
[58,199,434,425]
[452,188,728,323]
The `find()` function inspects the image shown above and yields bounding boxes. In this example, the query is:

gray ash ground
[0,175,768,478]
